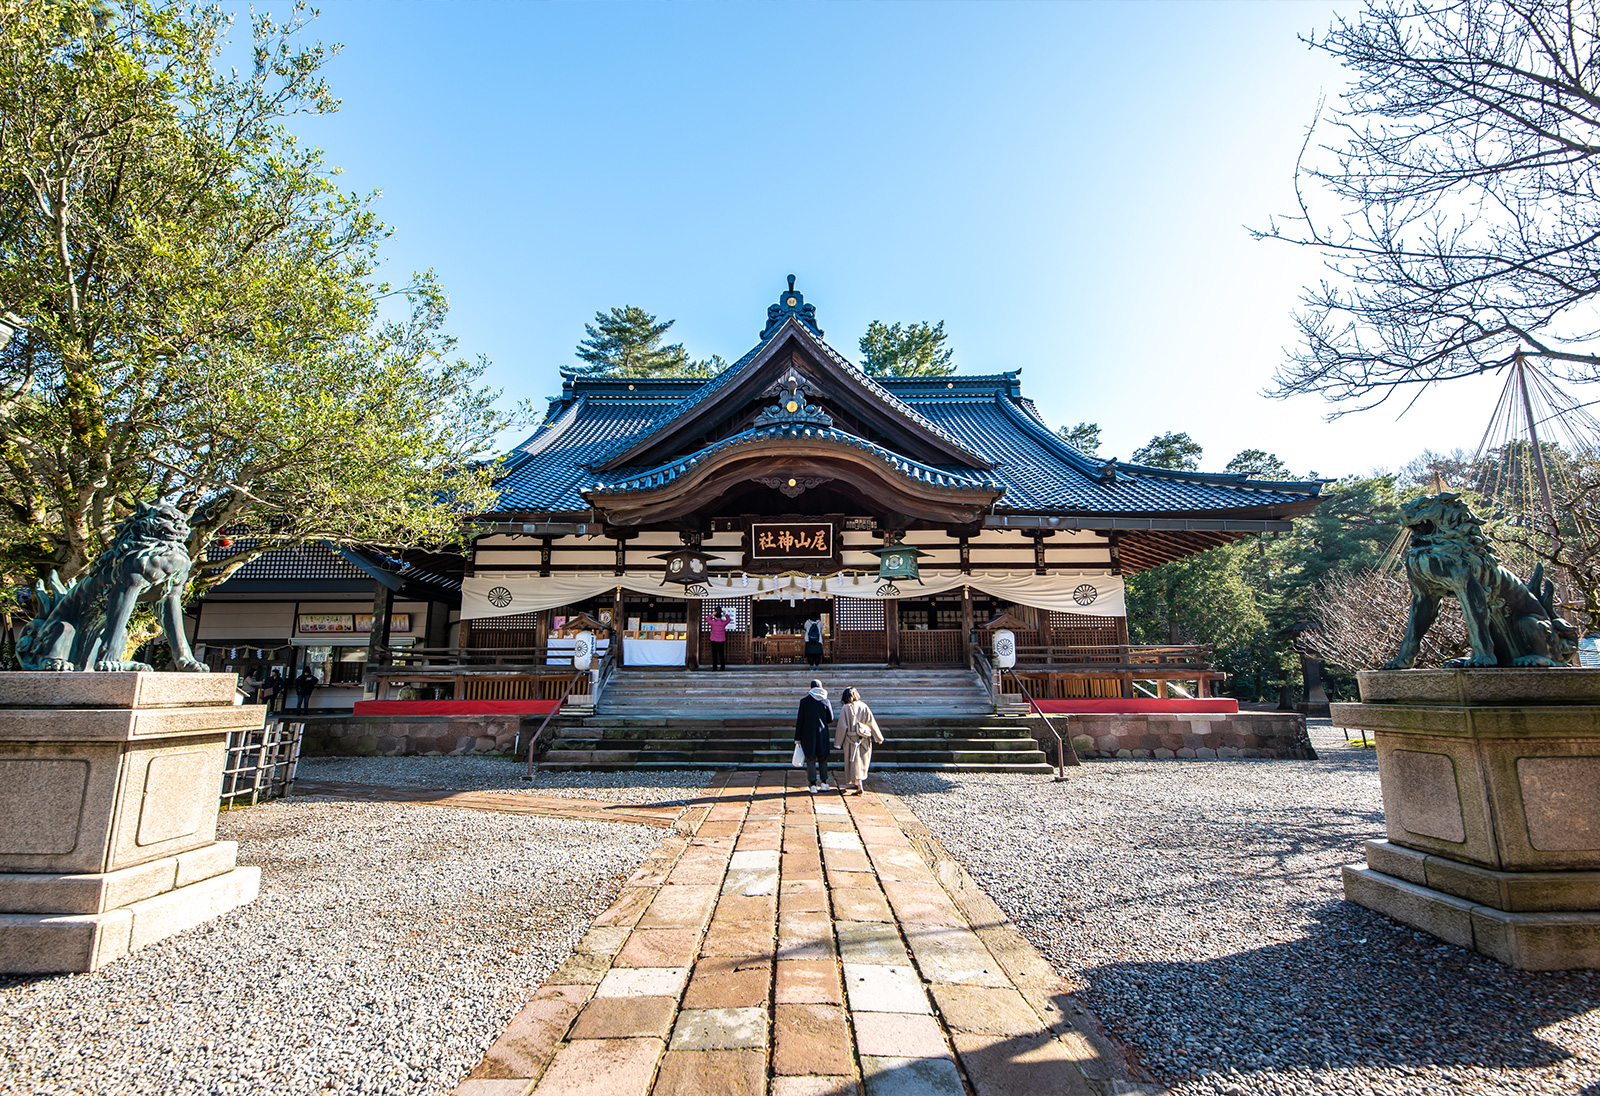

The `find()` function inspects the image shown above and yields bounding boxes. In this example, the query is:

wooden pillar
[365,581,394,673]
[456,618,471,653]
[426,600,451,649]
[534,609,549,664]
[1114,614,1133,699]
[961,585,974,668]
[686,598,701,670]
[613,586,625,663]
[885,598,899,666]
[363,581,394,700]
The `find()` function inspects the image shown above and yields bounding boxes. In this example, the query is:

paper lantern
[993,629,1017,670]
[573,630,595,671]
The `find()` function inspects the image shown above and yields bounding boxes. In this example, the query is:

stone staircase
[534,666,1053,773]
[596,665,997,718]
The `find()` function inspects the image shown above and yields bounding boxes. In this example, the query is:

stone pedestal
[0,673,263,973]
[1333,669,1600,970]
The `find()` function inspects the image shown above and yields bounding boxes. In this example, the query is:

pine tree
[1132,432,1203,471]
[859,320,956,377]
[575,306,693,376]
[1059,422,1101,456]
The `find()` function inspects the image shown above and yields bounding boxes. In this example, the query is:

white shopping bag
[791,743,805,768]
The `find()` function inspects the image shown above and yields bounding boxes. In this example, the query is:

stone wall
[1043,711,1315,761]
[299,714,521,757]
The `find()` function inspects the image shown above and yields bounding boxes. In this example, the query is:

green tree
[0,0,514,593]
[1126,541,1266,655]
[1226,449,1293,479]
[1059,422,1101,456]
[859,320,955,377]
[1131,431,1203,471]
[575,305,720,377]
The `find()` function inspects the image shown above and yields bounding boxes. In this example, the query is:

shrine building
[433,278,1323,682]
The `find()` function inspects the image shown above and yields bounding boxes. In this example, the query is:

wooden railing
[1011,643,1214,670]
[969,639,1224,702]
[898,629,965,666]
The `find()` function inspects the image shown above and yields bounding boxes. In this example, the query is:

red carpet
[1027,698,1239,715]
[352,699,562,716]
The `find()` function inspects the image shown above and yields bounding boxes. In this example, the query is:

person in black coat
[795,679,834,792]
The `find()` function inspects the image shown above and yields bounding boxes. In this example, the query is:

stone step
[550,736,1040,751]
[537,756,1053,774]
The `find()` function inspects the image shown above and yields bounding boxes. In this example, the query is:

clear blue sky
[257,0,1508,479]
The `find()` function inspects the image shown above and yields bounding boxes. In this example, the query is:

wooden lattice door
[832,597,886,664]
[698,598,752,665]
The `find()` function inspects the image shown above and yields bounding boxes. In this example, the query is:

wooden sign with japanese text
[746,520,840,573]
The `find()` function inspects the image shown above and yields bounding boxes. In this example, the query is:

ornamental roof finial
[762,274,823,339]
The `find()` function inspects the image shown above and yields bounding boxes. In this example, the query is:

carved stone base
[0,842,260,973]
[1344,853,1600,971]
[1334,669,1600,970]
[0,673,263,972]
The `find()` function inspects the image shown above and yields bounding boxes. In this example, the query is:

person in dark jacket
[794,679,834,792]
[292,668,318,710]
[803,618,824,671]
[262,668,285,712]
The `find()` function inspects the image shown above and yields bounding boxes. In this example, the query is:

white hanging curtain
[462,571,1124,621]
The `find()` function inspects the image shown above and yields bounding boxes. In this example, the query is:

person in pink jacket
[708,608,729,671]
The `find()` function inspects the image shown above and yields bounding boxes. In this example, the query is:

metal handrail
[590,639,621,708]
[522,671,588,781]
[970,643,1001,708]
[1002,667,1077,779]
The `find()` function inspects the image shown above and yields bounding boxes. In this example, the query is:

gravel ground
[0,796,667,1096]
[885,721,1600,1096]
[297,755,716,807]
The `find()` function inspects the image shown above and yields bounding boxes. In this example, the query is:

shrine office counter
[623,638,686,667]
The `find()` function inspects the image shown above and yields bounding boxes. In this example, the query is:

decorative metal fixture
[867,532,928,583]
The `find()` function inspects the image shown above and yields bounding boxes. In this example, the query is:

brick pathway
[289,780,684,829]
[452,771,1152,1096]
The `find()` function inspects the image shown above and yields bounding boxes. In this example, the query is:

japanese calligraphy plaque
[747,520,837,570]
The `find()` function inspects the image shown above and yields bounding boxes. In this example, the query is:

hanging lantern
[993,629,1017,669]
[573,630,595,671]
[868,534,929,583]
[653,549,717,587]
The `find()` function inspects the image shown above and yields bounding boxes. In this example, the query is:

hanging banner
[462,571,1125,620]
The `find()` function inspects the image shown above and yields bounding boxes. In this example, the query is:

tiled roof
[489,288,1322,518]
[587,318,990,470]
[590,423,1000,497]
[211,541,367,582]
[490,371,1321,517]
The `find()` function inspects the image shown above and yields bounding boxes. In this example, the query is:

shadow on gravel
[1088,902,1600,1080]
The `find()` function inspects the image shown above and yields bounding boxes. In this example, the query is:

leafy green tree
[0,0,514,593]
[1226,449,1293,479]
[575,305,704,377]
[859,320,956,377]
[1059,422,1101,456]
[1126,540,1266,656]
[1131,431,1203,471]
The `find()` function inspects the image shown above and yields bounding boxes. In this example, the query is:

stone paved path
[290,780,684,829]
[452,770,1153,1096]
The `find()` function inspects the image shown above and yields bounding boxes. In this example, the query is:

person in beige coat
[833,687,883,795]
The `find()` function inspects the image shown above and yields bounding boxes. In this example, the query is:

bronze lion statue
[17,501,209,673]
[1386,492,1578,669]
